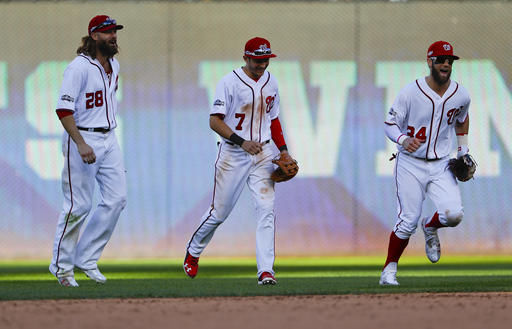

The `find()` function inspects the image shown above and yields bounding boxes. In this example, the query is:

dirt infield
[1,292,511,329]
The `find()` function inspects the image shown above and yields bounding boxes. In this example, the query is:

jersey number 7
[235,113,245,130]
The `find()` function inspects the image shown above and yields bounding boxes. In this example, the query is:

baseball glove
[448,154,477,182]
[270,153,299,182]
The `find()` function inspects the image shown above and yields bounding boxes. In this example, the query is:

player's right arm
[56,63,96,164]
[209,115,263,155]
[59,115,96,164]
[384,89,424,153]
[209,76,263,155]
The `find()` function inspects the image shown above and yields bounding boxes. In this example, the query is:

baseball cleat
[183,252,199,278]
[258,272,277,285]
[379,262,399,286]
[83,268,107,284]
[422,217,441,263]
[57,276,79,287]
[49,267,79,287]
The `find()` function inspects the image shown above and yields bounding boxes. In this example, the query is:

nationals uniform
[49,15,126,286]
[380,41,471,285]
[185,37,287,284]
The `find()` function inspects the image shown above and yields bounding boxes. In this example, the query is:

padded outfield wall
[0,1,511,258]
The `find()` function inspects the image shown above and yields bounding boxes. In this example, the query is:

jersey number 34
[407,126,426,140]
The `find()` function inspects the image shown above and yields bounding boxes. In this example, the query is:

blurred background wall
[0,0,511,258]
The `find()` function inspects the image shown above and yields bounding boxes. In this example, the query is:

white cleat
[49,266,79,287]
[422,217,441,263]
[379,262,399,286]
[57,276,79,287]
[83,268,107,284]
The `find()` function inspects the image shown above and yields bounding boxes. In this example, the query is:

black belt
[77,126,110,134]
[405,153,441,162]
[224,140,270,146]
[418,156,442,162]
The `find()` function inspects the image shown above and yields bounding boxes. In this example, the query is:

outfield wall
[0,1,511,258]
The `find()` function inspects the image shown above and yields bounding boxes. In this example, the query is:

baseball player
[380,41,472,285]
[184,37,294,285]
[48,15,126,287]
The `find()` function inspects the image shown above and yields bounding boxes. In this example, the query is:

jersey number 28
[85,90,104,109]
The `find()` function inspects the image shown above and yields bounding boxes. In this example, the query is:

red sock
[383,231,409,270]
[425,212,446,228]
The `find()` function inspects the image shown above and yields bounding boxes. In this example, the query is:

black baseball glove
[448,154,477,182]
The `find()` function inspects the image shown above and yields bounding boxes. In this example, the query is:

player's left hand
[448,153,477,182]
[270,151,299,182]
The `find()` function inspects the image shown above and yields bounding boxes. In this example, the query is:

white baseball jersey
[211,67,280,142]
[386,78,470,159]
[56,54,120,129]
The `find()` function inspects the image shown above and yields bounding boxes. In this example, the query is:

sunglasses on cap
[430,56,455,65]
[245,48,272,56]
[90,18,117,33]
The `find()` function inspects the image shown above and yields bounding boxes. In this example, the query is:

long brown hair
[76,36,97,58]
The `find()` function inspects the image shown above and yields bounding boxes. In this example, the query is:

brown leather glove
[270,153,299,182]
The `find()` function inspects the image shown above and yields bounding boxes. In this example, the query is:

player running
[49,15,126,287]
[183,37,297,285]
[380,41,475,285]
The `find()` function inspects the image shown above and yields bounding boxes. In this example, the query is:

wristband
[279,145,288,152]
[397,134,408,146]
[229,133,245,146]
[456,134,468,147]
[457,134,469,157]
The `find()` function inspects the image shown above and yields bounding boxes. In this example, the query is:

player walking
[380,41,474,285]
[184,37,295,285]
[49,15,126,287]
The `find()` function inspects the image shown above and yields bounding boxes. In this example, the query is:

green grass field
[1,256,511,300]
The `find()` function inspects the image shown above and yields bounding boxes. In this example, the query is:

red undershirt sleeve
[56,109,74,119]
[270,117,287,151]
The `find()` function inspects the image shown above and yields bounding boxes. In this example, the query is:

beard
[431,66,450,85]
[97,39,118,58]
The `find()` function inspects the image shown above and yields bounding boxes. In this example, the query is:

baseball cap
[88,15,123,36]
[244,37,277,59]
[427,41,460,60]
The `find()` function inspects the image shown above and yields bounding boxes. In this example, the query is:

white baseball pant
[49,130,127,277]
[393,152,463,239]
[187,141,276,276]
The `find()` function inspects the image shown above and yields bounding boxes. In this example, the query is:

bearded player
[380,41,474,285]
[49,15,126,287]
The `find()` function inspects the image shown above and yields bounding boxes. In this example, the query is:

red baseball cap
[88,15,123,36]
[244,37,277,59]
[427,41,460,60]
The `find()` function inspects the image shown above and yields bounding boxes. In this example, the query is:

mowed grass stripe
[1,276,512,300]
[0,256,511,300]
